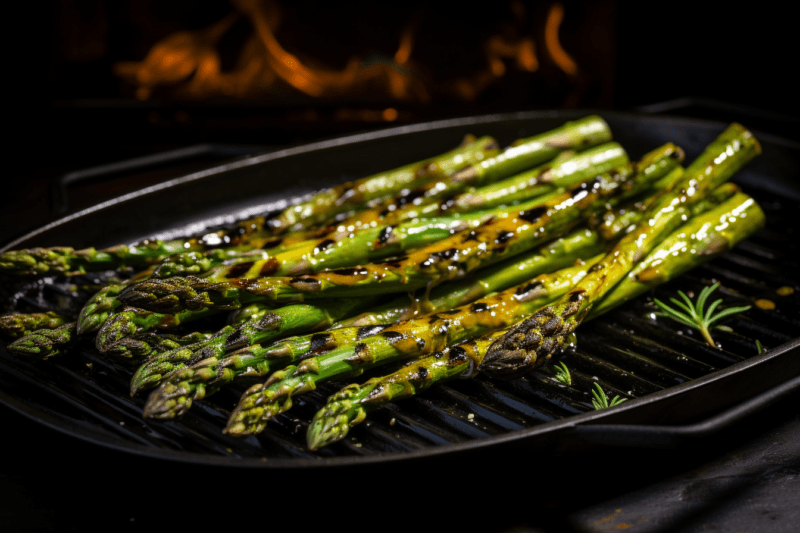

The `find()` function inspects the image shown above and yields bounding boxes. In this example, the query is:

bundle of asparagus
[0,116,764,454]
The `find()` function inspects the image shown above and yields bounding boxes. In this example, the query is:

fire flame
[115,0,580,108]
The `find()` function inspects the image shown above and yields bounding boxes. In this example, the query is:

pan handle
[49,144,265,216]
[570,373,800,449]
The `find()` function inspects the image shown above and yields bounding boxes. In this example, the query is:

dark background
[3,1,798,244]
[2,1,799,531]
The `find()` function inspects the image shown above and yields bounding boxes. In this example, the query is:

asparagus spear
[335,227,608,328]
[140,200,651,417]
[95,303,262,359]
[449,142,628,211]
[6,322,78,358]
[0,212,282,278]
[140,324,384,418]
[0,312,69,339]
[130,297,374,394]
[331,135,625,232]
[119,145,679,313]
[268,135,499,233]
[479,123,760,379]
[12,266,156,358]
[76,268,156,335]
[332,163,696,329]
[221,258,601,435]
[266,215,490,277]
[144,217,609,417]
[306,190,765,449]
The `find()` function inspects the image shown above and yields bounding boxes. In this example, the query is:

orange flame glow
[114,1,581,108]
[545,3,579,76]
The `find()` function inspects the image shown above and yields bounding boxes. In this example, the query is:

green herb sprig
[552,361,572,385]
[653,283,751,348]
[591,382,627,410]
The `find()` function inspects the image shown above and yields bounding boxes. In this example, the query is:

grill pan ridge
[1,111,799,468]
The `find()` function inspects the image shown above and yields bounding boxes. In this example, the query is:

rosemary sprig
[653,283,751,348]
[552,361,572,385]
[756,339,765,354]
[591,382,627,410]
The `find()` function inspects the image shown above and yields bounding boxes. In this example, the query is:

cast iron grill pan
[1,111,798,467]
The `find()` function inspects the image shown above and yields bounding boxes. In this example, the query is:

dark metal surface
[1,110,799,470]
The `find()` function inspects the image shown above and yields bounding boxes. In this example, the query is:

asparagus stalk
[449,116,612,189]
[306,190,765,449]
[140,324,384,418]
[130,297,374,395]
[76,268,156,335]
[142,202,653,417]
[221,258,601,435]
[479,123,760,379]
[266,216,489,277]
[332,163,699,329]
[91,249,293,352]
[140,200,653,417]
[589,166,685,240]
[119,145,679,314]
[268,135,499,233]
[335,227,608,327]
[0,212,283,278]
[271,116,612,234]
[332,133,623,232]
[449,142,628,211]
[95,303,265,359]
[0,312,69,339]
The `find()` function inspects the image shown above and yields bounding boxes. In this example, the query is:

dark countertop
[1,384,798,531]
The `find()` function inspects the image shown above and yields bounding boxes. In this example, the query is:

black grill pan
[1,110,799,469]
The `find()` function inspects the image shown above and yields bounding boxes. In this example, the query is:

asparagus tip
[307,385,367,450]
[143,381,195,419]
[480,292,586,379]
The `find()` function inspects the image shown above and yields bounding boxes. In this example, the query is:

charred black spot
[353,343,370,363]
[669,150,682,159]
[516,281,543,296]
[448,346,469,366]
[261,237,284,249]
[225,262,255,279]
[462,230,481,243]
[518,207,547,224]
[589,260,608,272]
[422,248,459,268]
[377,226,394,246]
[434,249,459,261]
[378,255,408,269]
[256,313,281,331]
[333,267,369,277]
[381,331,404,343]
[396,190,425,208]
[471,302,489,313]
[416,366,430,380]
[416,338,426,349]
[289,277,322,290]
[495,231,515,244]
[316,239,335,252]
[357,325,389,340]
[309,333,334,354]
[569,290,585,302]
[258,258,279,276]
